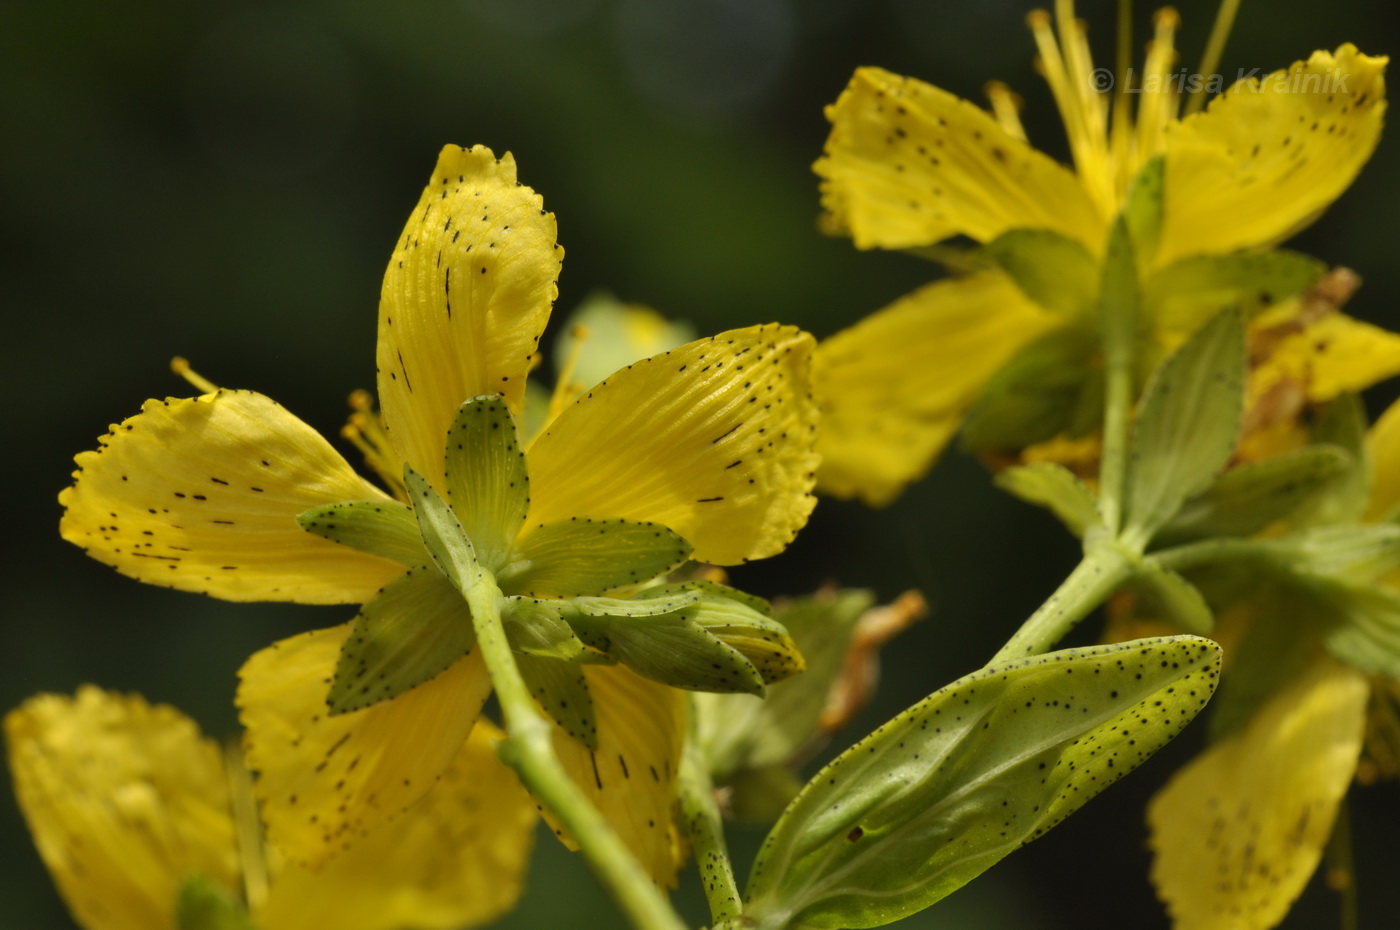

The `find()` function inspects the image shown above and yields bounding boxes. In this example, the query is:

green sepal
[572,590,702,618]
[1125,563,1214,635]
[994,461,1102,538]
[176,875,258,930]
[1123,307,1246,548]
[570,612,767,696]
[638,578,773,616]
[1144,249,1325,332]
[1266,524,1400,584]
[500,518,693,598]
[404,465,487,596]
[1315,581,1400,679]
[1154,444,1353,546]
[1292,394,1371,528]
[1206,590,1314,740]
[443,395,529,573]
[297,498,428,567]
[503,595,586,660]
[725,763,805,824]
[517,653,599,749]
[1121,155,1163,263]
[742,636,1220,930]
[631,580,799,683]
[695,589,876,780]
[554,291,697,392]
[983,229,1099,317]
[960,325,1102,453]
[327,565,476,715]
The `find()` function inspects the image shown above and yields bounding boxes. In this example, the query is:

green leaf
[327,565,476,714]
[405,466,488,596]
[1154,444,1353,545]
[1144,250,1325,332]
[518,652,599,749]
[960,325,1101,453]
[995,462,1102,538]
[1121,155,1163,262]
[1123,307,1246,547]
[1125,563,1213,635]
[297,498,428,566]
[570,612,766,696]
[742,636,1221,930]
[695,589,876,780]
[176,876,257,930]
[501,518,693,598]
[503,596,586,660]
[443,395,529,572]
[983,229,1098,317]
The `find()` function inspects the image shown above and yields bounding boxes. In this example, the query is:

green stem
[989,544,1136,663]
[1097,221,1140,536]
[463,577,689,930]
[678,710,743,925]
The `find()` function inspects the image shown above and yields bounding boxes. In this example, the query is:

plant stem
[1097,221,1140,536]
[678,707,742,925]
[463,577,689,930]
[989,544,1136,663]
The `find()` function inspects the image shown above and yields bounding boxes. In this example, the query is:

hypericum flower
[810,1,1388,505]
[1140,398,1400,929]
[59,145,819,883]
[6,686,534,930]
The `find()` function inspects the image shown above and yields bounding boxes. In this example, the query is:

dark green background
[6,0,1400,926]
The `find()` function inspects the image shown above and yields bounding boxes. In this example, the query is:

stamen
[170,356,219,393]
[224,740,269,914]
[342,390,407,501]
[1110,0,1135,188]
[1029,8,1112,215]
[545,323,592,426]
[1186,0,1243,116]
[985,81,1028,142]
[1135,7,1181,163]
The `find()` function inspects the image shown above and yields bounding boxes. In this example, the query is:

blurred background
[6,0,1400,926]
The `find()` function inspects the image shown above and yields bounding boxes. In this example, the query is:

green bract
[742,636,1221,930]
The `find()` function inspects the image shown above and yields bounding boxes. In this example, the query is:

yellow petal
[5,687,240,930]
[1369,396,1400,520]
[1160,46,1387,266]
[59,389,402,604]
[377,144,562,486]
[237,623,491,869]
[526,324,819,565]
[813,272,1056,506]
[1147,655,1367,930]
[1252,313,1400,403]
[259,721,535,930]
[544,665,685,886]
[816,67,1104,251]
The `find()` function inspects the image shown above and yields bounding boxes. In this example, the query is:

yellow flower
[6,686,534,930]
[1143,398,1400,929]
[58,144,820,882]
[811,2,1388,505]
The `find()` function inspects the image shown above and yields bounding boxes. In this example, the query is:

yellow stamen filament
[343,389,407,500]
[545,323,591,426]
[1135,7,1181,166]
[225,740,269,914]
[169,356,219,393]
[1030,6,1115,217]
[985,81,1028,142]
[1186,0,1243,116]
[1109,0,1135,184]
